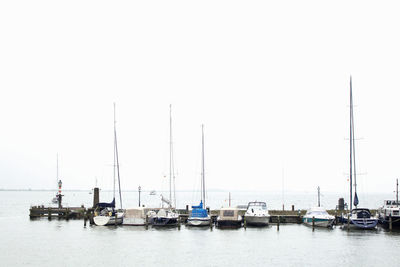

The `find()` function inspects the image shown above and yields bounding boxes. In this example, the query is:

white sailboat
[150,105,179,226]
[187,125,211,226]
[51,154,60,204]
[340,77,378,230]
[94,103,124,226]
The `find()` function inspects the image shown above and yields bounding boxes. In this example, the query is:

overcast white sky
[1,1,400,195]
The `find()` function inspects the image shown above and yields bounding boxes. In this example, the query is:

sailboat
[150,105,179,227]
[187,125,211,226]
[51,154,61,205]
[303,187,335,228]
[93,103,124,226]
[340,77,378,230]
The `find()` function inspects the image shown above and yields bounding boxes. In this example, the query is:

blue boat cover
[96,198,115,208]
[190,201,208,218]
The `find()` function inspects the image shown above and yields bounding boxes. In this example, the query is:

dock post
[209,217,213,231]
[66,208,70,221]
[244,217,247,230]
[145,215,149,230]
[93,187,100,208]
[389,214,392,231]
[84,210,87,227]
[178,217,181,230]
[277,216,280,231]
[347,214,350,231]
[48,208,52,220]
[115,213,117,226]
[312,216,315,231]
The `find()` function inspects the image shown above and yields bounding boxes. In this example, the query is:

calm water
[1,191,400,266]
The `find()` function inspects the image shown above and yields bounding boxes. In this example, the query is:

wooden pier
[29,205,87,220]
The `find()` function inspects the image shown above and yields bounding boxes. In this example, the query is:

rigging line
[115,124,122,209]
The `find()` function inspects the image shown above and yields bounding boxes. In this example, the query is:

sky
[1,1,400,196]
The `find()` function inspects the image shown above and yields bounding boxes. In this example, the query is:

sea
[1,190,400,266]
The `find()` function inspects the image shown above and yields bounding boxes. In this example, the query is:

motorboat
[216,207,242,228]
[378,200,400,229]
[123,207,148,226]
[244,201,270,226]
[303,207,335,228]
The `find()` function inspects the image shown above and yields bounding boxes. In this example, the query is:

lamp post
[138,186,141,207]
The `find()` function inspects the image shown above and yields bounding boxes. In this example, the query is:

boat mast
[317,186,320,207]
[397,179,398,204]
[169,104,174,209]
[113,103,122,209]
[349,77,353,211]
[351,77,359,208]
[113,104,116,202]
[201,124,206,209]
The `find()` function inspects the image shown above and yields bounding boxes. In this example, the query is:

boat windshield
[385,200,399,206]
[307,210,328,216]
[248,202,267,210]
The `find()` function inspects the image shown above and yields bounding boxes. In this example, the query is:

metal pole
[138,186,141,207]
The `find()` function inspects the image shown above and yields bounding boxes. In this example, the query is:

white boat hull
[245,215,270,226]
[187,217,211,226]
[94,213,124,226]
[303,217,334,228]
[122,217,146,226]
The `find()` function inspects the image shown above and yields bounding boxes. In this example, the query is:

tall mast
[351,77,359,208]
[349,77,353,211]
[169,104,173,209]
[114,103,122,209]
[113,103,116,202]
[201,124,206,208]
[396,179,398,204]
[317,186,320,207]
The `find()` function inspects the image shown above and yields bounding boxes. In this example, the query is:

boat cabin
[351,208,372,219]
[219,208,240,220]
[247,202,267,211]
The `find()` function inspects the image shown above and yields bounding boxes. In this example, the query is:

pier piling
[389,214,392,231]
[277,216,280,231]
[312,216,315,231]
